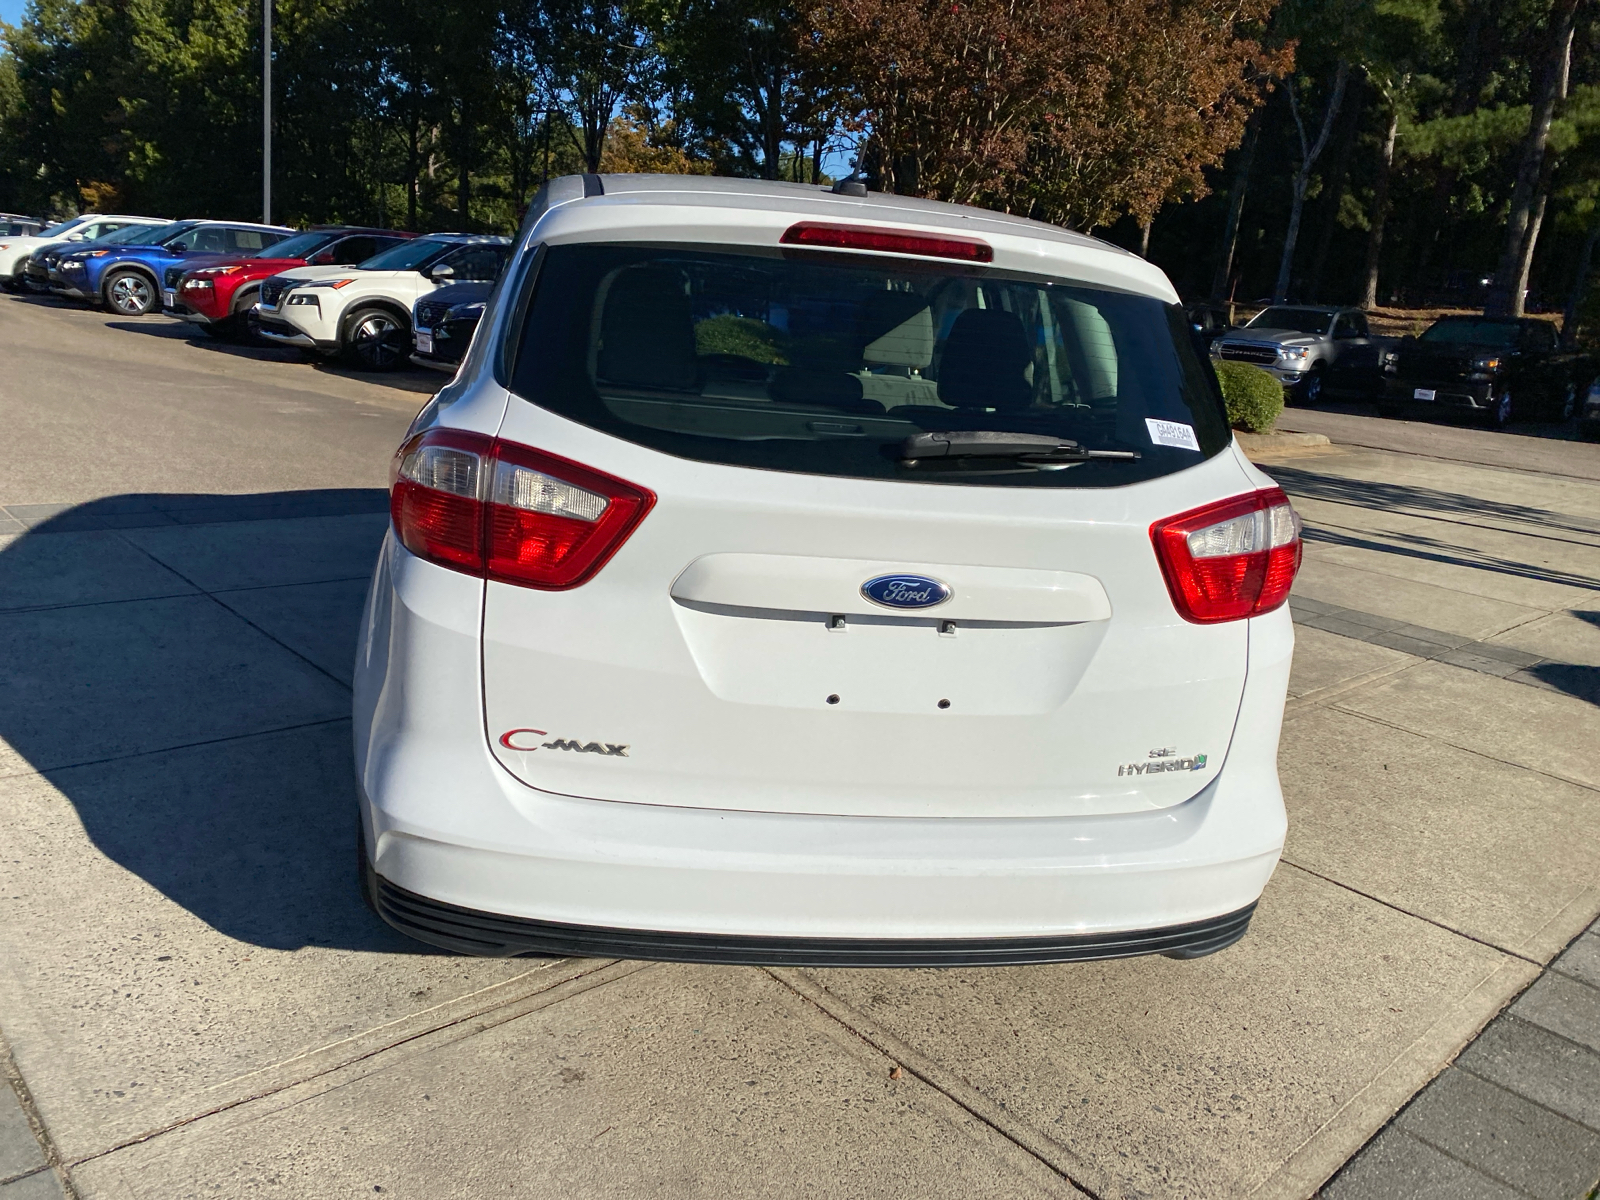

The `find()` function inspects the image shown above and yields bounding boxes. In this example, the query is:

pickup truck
[1209,305,1382,403]
[1378,316,1585,427]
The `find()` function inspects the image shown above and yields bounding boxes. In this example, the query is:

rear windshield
[94,224,164,247]
[1246,307,1334,335]
[508,244,1229,488]
[360,239,453,271]
[266,231,337,260]
[1418,319,1519,349]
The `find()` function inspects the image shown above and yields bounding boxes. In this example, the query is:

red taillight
[1150,488,1302,624]
[389,429,655,589]
[780,221,994,263]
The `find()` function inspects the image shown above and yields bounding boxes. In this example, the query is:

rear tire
[343,306,408,371]
[104,269,157,316]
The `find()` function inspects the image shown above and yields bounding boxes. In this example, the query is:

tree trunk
[1510,188,1549,318]
[1360,104,1400,311]
[457,100,471,231]
[1139,219,1152,258]
[1306,73,1365,302]
[1485,0,1578,316]
[1210,113,1260,301]
[1561,221,1600,347]
[1274,62,1350,304]
[406,111,420,232]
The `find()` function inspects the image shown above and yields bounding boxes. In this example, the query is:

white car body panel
[0,215,166,278]
[480,395,1256,818]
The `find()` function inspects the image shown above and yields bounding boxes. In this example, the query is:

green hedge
[1214,360,1284,434]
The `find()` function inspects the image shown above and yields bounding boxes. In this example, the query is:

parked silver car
[1210,305,1382,402]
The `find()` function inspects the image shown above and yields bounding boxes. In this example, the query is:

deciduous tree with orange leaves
[800,0,1289,230]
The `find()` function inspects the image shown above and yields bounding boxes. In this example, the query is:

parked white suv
[0,214,168,290]
[255,234,511,369]
[354,174,1301,965]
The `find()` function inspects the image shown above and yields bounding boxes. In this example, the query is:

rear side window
[444,245,509,280]
[509,244,1228,489]
[332,236,382,264]
[188,227,231,254]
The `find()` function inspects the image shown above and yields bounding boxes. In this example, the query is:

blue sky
[0,0,25,26]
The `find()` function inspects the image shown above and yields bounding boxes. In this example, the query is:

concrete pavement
[1,293,1598,1197]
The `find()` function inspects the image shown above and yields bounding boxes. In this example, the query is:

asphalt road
[1,293,1598,1199]
[0,294,426,508]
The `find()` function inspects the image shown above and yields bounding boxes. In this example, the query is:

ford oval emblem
[861,573,952,610]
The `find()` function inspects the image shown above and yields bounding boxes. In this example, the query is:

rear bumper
[354,538,1291,957]
[375,874,1256,964]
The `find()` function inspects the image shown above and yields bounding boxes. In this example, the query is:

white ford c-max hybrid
[353,173,1300,965]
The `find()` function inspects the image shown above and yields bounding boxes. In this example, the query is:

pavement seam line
[1299,506,1600,556]
[65,958,646,1171]
[205,957,574,1096]
[1278,861,1545,967]
[1278,436,1600,485]
[0,589,201,617]
[108,530,355,693]
[1251,954,1540,1200]
[1290,557,1549,632]
[0,1021,80,1199]
[0,717,350,783]
[1284,656,1431,713]
[762,965,1101,1199]
[1323,699,1600,801]
[207,573,374,596]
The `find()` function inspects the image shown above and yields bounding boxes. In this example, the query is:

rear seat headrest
[596,267,697,390]
[937,308,1033,410]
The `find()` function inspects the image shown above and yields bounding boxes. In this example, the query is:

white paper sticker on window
[1145,418,1201,452]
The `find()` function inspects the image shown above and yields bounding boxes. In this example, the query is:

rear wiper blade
[900,431,1140,462]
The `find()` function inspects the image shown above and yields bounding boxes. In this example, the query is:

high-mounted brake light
[390,430,654,589]
[1150,488,1302,624]
[780,221,993,263]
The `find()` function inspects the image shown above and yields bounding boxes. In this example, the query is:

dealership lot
[1,295,1598,1198]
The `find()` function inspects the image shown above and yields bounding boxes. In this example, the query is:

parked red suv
[168,226,415,339]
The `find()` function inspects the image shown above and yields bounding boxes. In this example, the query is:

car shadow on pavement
[0,490,442,954]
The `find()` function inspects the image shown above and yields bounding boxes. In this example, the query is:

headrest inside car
[860,293,934,369]
[937,308,1033,410]
[596,267,697,390]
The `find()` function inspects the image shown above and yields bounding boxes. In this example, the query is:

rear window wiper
[900,431,1140,464]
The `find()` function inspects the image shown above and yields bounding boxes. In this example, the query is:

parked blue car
[54,219,293,316]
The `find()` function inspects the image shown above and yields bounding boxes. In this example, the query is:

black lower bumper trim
[374,876,1256,966]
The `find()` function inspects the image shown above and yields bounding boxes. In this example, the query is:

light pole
[262,0,272,224]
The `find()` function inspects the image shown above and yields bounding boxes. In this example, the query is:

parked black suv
[1379,316,1585,427]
